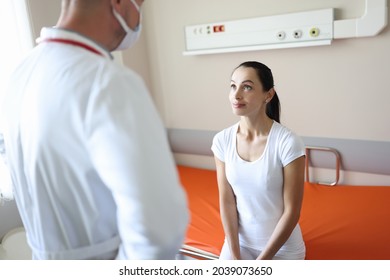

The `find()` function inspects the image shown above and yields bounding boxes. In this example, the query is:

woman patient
[211,61,306,260]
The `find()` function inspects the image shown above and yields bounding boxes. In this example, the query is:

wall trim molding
[168,128,390,176]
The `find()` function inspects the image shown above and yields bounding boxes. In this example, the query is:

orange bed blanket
[178,165,390,260]
[178,165,224,256]
[300,182,390,260]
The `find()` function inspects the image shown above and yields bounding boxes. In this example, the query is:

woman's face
[229,66,269,118]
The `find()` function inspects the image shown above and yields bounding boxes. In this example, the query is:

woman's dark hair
[236,61,281,123]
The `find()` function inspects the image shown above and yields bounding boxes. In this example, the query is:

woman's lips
[232,103,245,108]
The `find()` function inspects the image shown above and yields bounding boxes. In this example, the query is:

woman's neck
[239,116,274,138]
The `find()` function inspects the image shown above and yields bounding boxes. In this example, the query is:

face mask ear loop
[112,8,131,33]
[129,0,142,30]
[130,0,141,12]
[112,2,141,32]
[112,1,142,50]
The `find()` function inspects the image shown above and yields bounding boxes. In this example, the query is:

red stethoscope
[39,38,104,56]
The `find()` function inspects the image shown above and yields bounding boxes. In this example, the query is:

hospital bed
[170,129,390,260]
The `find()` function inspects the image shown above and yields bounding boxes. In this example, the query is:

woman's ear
[266,88,275,103]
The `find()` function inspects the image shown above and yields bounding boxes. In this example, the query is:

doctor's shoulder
[107,61,146,90]
[92,60,148,98]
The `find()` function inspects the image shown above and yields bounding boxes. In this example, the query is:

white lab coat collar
[37,27,113,60]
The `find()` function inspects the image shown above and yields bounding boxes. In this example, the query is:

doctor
[1,0,188,259]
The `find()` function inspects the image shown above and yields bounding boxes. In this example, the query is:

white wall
[26,0,60,37]
[134,0,390,142]
[124,0,390,184]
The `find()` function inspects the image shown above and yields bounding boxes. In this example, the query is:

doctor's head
[58,0,145,51]
[230,61,280,123]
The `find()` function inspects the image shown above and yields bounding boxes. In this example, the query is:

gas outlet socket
[310,27,320,37]
[276,31,286,40]
[293,30,303,39]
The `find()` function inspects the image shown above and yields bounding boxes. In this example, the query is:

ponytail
[266,92,280,123]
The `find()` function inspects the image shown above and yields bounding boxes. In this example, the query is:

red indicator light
[213,25,225,33]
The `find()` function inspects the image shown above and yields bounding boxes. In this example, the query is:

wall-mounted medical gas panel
[184,9,334,55]
[183,0,388,55]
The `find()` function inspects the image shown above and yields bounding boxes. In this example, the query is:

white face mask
[112,0,142,51]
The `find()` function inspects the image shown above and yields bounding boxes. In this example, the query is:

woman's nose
[233,89,242,99]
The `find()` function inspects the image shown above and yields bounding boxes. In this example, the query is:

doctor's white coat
[1,28,188,259]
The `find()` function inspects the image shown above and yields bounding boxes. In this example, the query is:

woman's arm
[256,155,305,260]
[214,156,241,259]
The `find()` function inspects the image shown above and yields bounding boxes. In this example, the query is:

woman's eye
[230,84,236,90]
[243,85,252,91]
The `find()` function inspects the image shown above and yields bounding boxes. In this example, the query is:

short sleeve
[211,131,225,162]
[279,131,305,167]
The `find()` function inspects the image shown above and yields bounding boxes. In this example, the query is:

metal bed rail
[305,146,341,186]
[179,245,219,260]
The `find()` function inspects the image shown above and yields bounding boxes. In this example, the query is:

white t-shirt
[211,121,305,258]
